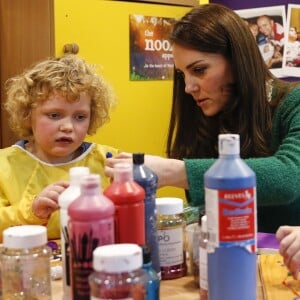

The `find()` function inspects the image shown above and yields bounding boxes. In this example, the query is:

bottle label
[157,227,183,266]
[199,245,208,290]
[205,187,256,253]
[69,220,114,298]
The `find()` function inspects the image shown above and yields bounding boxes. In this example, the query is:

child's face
[250,24,258,37]
[289,27,298,42]
[30,91,91,164]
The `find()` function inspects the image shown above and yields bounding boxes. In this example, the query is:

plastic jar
[156,197,187,280]
[89,243,147,299]
[1,225,52,300]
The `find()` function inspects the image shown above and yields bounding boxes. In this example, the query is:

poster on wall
[283,4,300,77]
[235,5,286,78]
[129,15,176,81]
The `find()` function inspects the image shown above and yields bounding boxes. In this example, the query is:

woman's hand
[105,152,133,177]
[105,152,188,189]
[276,225,300,279]
[32,181,69,219]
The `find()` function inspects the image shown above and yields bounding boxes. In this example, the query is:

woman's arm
[105,152,189,189]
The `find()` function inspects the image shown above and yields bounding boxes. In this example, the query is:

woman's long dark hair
[167,4,287,159]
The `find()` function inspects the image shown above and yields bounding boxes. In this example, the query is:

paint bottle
[68,174,115,300]
[155,197,187,280]
[104,163,145,245]
[133,152,161,278]
[191,209,205,287]
[199,215,208,300]
[1,225,52,299]
[204,134,257,300]
[89,244,147,299]
[141,245,160,300]
[59,166,90,300]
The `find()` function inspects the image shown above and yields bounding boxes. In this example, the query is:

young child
[248,21,275,66]
[0,55,119,242]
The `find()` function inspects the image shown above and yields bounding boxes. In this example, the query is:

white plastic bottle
[58,166,90,300]
[199,215,208,300]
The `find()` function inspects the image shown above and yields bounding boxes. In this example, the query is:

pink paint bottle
[68,174,115,300]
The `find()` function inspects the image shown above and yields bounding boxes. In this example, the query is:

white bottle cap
[69,167,90,185]
[3,225,47,249]
[218,134,240,155]
[155,197,184,215]
[201,215,207,233]
[59,167,90,208]
[114,163,133,182]
[93,244,142,272]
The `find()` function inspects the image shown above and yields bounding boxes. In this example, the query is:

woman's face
[173,44,234,116]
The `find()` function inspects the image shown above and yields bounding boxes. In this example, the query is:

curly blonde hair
[4,55,117,139]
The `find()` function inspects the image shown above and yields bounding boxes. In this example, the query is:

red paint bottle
[104,163,146,245]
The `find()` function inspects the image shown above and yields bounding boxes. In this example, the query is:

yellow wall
[54,0,206,200]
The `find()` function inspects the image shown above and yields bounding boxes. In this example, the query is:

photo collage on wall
[236,4,300,78]
[129,4,300,81]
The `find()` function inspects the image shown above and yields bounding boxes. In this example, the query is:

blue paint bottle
[204,134,257,300]
[133,153,161,279]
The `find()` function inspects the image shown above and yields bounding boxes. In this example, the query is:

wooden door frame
[0,0,54,148]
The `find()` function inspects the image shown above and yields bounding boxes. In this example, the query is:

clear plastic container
[156,197,187,280]
[1,225,52,300]
[89,243,147,299]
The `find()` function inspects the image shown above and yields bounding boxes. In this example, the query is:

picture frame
[282,4,300,77]
[235,5,286,78]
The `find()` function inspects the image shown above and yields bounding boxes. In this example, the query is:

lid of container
[93,243,143,272]
[69,166,90,184]
[80,173,101,188]
[155,197,183,215]
[3,225,47,249]
[218,134,240,155]
[141,245,151,264]
[201,215,207,233]
[114,163,133,182]
[198,209,206,226]
[133,153,145,165]
[59,167,90,207]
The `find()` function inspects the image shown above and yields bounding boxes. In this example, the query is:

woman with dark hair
[106,4,300,234]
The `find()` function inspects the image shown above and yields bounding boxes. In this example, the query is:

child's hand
[276,225,300,279]
[32,181,69,219]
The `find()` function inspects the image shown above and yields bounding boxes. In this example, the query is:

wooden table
[52,253,297,299]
